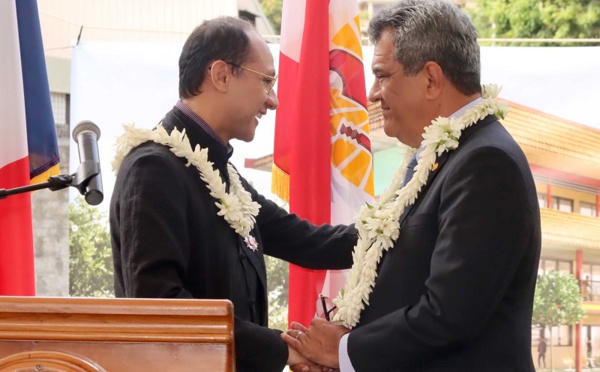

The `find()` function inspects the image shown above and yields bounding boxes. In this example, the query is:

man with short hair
[282,1,541,371]
[110,17,357,372]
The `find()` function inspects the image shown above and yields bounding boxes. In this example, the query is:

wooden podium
[0,296,234,371]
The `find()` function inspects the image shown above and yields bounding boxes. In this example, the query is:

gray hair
[368,0,481,95]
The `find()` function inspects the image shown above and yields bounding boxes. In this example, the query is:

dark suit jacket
[347,115,541,371]
[110,106,357,372]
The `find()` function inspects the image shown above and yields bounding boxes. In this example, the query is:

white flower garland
[112,124,260,239]
[333,84,509,327]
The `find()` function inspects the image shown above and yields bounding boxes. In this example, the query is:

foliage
[266,255,289,332]
[69,196,114,297]
[467,0,600,45]
[266,196,290,331]
[259,0,283,35]
[532,271,585,328]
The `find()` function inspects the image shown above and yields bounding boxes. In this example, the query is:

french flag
[0,0,60,295]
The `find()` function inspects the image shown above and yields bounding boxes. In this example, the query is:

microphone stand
[0,160,101,203]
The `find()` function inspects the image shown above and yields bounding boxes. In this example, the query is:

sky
[69,42,600,210]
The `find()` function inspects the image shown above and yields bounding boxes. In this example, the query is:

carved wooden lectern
[0,296,234,371]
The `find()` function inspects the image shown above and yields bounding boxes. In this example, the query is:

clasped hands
[282,317,350,372]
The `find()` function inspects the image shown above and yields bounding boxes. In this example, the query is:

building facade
[503,103,600,370]
[370,100,600,370]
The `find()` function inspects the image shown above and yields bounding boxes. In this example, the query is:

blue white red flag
[0,0,60,295]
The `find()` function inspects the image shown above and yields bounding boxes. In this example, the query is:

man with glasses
[110,16,357,372]
[227,62,278,95]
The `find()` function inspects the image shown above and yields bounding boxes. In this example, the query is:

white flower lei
[333,84,509,327]
[112,124,260,239]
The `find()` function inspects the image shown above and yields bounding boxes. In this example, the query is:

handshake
[282,295,350,372]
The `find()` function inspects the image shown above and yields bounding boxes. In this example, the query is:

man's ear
[209,60,231,93]
[423,61,443,100]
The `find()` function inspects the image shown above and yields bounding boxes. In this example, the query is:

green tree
[468,0,600,45]
[532,271,585,371]
[69,196,114,297]
[265,196,290,331]
[260,0,283,35]
[266,255,289,331]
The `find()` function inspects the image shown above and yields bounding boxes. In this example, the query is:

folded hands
[282,318,351,372]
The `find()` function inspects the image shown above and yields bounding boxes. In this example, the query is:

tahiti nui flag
[0,0,60,295]
[272,0,375,326]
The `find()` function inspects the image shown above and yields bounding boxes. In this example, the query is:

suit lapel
[399,151,449,225]
[239,233,268,296]
[399,114,498,226]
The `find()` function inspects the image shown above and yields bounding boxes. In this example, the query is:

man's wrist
[338,333,356,372]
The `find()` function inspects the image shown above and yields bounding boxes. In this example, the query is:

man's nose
[267,88,279,110]
[368,82,380,102]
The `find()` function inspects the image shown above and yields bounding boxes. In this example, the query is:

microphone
[72,120,103,205]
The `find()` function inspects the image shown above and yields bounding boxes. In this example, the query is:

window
[50,92,70,139]
[582,325,600,360]
[533,260,574,347]
[537,193,547,208]
[581,264,600,301]
[553,325,573,347]
[551,196,574,213]
[538,258,572,276]
[580,202,597,217]
[533,325,572,347]
[50,92,67,125]
[558,261,572,273]
[532,327,542,347]
[544,260,557,273]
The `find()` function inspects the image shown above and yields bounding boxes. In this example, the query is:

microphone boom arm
[1,120,104,205]
[0,160,100,201]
